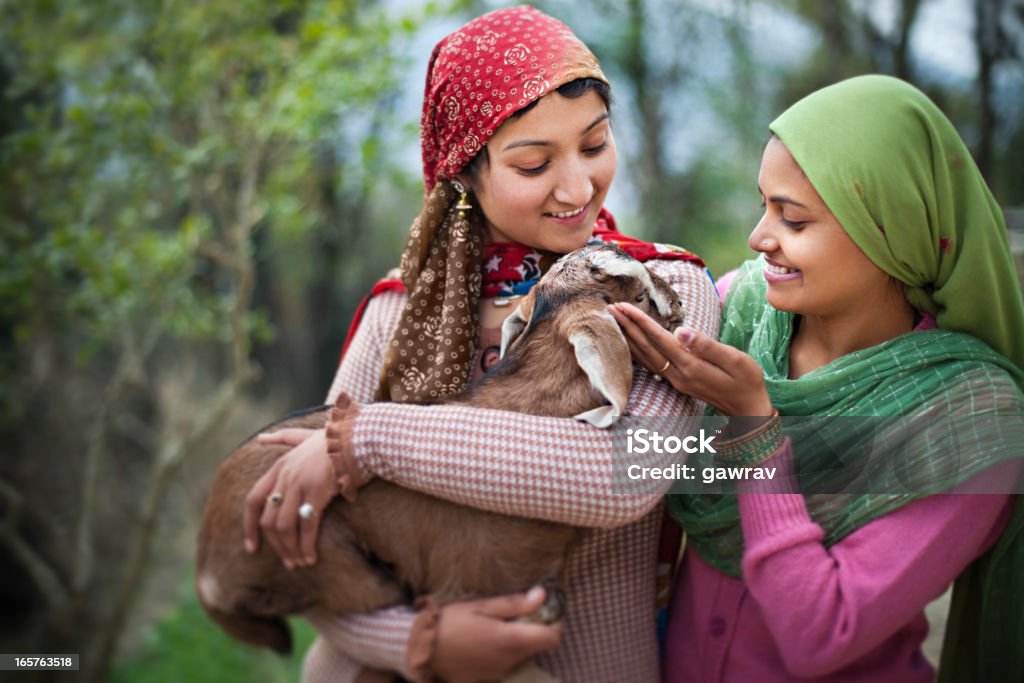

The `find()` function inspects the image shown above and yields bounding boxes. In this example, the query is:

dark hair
[462,78,612,182]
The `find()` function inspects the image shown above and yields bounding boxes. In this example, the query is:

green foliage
[0,0,420,375]
[678,155,764,278]
[0,0,431,677]
[109,573,318,683]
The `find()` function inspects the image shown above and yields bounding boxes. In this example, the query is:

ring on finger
[298,503,317,520]
[652,359,671,382]
[267,492,284,507]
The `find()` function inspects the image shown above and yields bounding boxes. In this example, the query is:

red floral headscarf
[420,5,607,194]
[377,6,611,402]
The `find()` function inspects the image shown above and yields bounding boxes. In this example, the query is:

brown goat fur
[195,244,684,655]
[449,243,684,422]
[197,408,577,655]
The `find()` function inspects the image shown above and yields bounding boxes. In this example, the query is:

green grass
[110,576,317,683]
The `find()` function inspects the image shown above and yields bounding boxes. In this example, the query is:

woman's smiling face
[462,89,617,254]
[748,137,897,319]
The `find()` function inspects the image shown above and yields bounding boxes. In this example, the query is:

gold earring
[452,179,472,217]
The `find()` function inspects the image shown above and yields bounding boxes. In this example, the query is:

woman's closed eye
[515,160,550,176]
[759,197,806,230]
[515,143,607,175]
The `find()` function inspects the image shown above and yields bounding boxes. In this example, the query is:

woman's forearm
[738,443,1013,677]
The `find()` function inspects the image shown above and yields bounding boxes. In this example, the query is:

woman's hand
[432,586,563,683]
[243,428,337,569]
[257,427,317,448]
[608,303,773,417]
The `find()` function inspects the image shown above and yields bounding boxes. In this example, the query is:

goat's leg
[495,582,566,683]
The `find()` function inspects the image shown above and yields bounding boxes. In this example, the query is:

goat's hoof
[526,581,565,625]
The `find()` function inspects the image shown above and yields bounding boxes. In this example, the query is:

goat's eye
[589,265,601,275]
[635,291,647,303]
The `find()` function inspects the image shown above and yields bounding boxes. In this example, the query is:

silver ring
[298,503,317,520]
[267,492,283,507]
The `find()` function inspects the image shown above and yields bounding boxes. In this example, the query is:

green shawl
[667,75,1024,681]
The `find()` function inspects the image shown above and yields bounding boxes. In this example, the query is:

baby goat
[447,242,684,426]
[196,244,684,662]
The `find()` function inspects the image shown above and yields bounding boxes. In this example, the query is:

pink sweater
[663,293,1016,681]
[664,439,1014,682]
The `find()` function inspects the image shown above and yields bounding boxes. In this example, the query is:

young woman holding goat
[241,6,719,682]
[611,75,1024,681]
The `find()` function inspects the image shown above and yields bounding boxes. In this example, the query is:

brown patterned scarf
[376,181,486,401]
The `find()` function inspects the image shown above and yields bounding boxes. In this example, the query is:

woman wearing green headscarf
[610,75,1024,681]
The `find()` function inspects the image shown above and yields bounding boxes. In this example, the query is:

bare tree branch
[975,0,1001,178]
[73,309,170,594]
[894,0,924,79]
[196,239,247,271]
[0,478,70,608]
[85,125,269,682]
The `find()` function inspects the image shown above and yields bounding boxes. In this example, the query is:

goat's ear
[499,292,536,357]
[567,311,633,428]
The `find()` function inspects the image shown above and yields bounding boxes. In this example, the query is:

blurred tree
[799,0,923,79]
[975,0,1024,185]
[527,0,749,274]
[777,0,1023,204]
[0,0,426,680]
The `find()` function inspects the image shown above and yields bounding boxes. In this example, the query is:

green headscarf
[769,74,1024,371]
[667,76,1024,681]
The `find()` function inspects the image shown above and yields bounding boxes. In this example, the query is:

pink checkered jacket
[304,257,719,683]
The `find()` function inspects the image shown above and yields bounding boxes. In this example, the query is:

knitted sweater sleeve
[333,259,720,528]
[738,442,1016,678]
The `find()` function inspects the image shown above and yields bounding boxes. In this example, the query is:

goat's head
[499,244,685,427]
[552,243,684,325]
